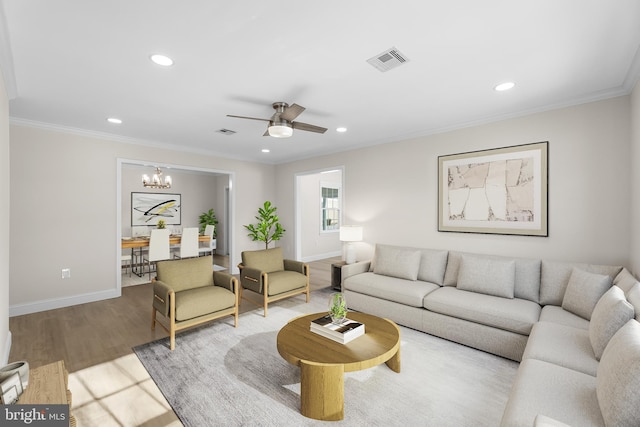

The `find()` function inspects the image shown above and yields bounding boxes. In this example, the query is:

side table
[17,360,75,426]
[331,261,347,291]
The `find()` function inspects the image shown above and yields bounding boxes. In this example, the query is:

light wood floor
[9,255,341,426]
[8,255,341,373]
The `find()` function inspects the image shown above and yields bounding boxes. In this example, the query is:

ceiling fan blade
[292,121,328,134]
[226,114,270,122]
[280,103,305,121]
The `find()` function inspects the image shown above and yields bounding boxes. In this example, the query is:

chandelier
[142,167,172,189]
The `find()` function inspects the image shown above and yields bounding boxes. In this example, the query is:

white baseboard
[9,288,121,317]
[301,251,341,263]
[2,331,11,365]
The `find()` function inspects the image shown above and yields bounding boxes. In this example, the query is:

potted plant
[157,219,166,229]
[328,293,348,324]
[199,208,218,235]
[244,201,285,249]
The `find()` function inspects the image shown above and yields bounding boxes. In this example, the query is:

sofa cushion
[242,247,284,273]
[156,256,214,292]
[597,319,640,427]
[373,244,421,280]
[613,267,639,293]
[417,249,448,285]
[538,305,589,330]
[500,359,603,427]
[175,286,236,321]
[533,415,572,427]
[266,270,307,296]
[627,282,640,321]
[523,321,597,376]
[561,267,612,320]
[344,272,439,307]
[589,285,634,360]
[443,251,541,303]
[540,260,621,306]
[457,254,516,298]
[424,287,540,335]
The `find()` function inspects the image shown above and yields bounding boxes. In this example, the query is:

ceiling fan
[227,102,327,138]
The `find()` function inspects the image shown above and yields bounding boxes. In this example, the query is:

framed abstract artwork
[438,141,548,236]
[131,192,181,226]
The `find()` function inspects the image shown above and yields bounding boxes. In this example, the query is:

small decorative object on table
[328,292,348,324]
[157,219,166,229]
[310,314,365,344]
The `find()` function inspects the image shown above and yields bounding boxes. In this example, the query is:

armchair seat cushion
[175,286,236,322]
[267,270,308,296]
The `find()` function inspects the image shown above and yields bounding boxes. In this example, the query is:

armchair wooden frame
[237,261,310,317]
[151,274,239,350]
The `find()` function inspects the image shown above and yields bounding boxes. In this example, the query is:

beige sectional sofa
[341,244,640,426]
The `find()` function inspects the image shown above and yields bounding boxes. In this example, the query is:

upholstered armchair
[152,255,238,350]
[238,247,310,316]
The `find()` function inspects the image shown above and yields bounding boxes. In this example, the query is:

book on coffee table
[310,314,365,344]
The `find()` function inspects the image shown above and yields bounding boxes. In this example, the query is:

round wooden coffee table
[277,311,401,421]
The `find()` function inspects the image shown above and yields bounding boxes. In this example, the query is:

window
[321,184,341,232]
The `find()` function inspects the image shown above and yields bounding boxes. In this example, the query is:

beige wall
[298,170,342,260]
[0,67,10,363]
[631,82,640,274]
[9,124,275,314]
[277,96,632,267]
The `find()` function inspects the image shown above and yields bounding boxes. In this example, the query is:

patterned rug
[133,289,518,426]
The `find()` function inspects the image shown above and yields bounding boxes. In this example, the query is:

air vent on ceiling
[366,47,410,72]
[216,128,236,135]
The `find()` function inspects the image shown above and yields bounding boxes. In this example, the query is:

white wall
[0,65,11,364]
[9,124,275,314]
[631,82,640,274]
[277,96,632,267]
[121,165,220,236]
[298,170,341,261]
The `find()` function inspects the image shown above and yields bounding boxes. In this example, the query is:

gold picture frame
[438,141,548,236]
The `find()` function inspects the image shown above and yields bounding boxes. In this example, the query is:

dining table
[121,234,210,249]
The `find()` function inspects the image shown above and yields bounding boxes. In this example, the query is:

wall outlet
[61,268,71,279]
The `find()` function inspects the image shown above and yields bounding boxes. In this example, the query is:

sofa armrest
[238,264,264,293]
[284,259,309,276]
[213,271,237,293]
[153,280,173,317]
[342,260,371,280]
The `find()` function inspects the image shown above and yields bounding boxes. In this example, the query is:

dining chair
[198,224,217,256]
[174,227,199,259]
[121,253,132,277]
[143,228,171,280]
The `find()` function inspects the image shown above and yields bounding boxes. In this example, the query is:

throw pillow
[561,267,612,320]
[597,319,640,427]
[626,282,640,321]
[589,286,634,360]
[456,254,516,299]
[373,245,421,281]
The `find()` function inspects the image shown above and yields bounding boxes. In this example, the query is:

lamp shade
[339,225,363,242]
[268,124,293,138]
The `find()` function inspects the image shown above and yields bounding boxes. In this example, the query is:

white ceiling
[2,1,640,164]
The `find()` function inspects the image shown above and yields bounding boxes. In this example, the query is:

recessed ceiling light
[107,117,122,124]
[494,82,515,92]
[261,149,270,153]
[150,54,174,66]
[336,127,348,133]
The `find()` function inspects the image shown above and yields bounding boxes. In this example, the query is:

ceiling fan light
[268,124,293,138]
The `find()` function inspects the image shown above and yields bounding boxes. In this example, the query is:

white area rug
[134,289,518,426]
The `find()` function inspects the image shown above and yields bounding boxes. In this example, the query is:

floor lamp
[340,225,363,264]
